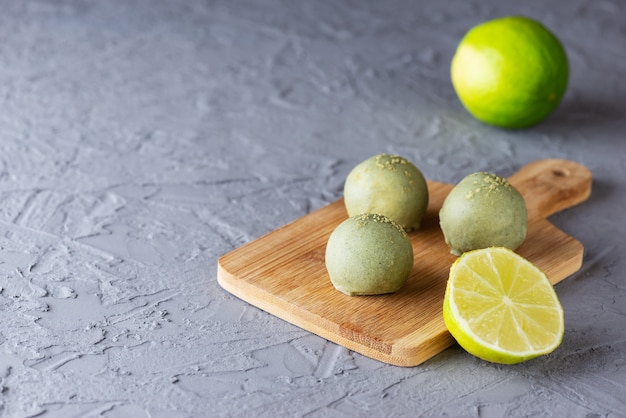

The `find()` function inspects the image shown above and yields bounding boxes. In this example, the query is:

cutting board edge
[217,260,455,367]
[522,219,586,286]
[552,241,585,286]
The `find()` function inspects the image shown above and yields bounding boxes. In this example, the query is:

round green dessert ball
[325,213,414,296]
[344,154,429,231]
[439,172,528,256]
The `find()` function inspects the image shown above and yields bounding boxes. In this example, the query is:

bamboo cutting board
[217,159,592,367]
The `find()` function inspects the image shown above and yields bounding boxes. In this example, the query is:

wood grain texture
[217,159,592,367]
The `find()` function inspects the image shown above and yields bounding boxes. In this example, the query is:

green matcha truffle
[344,154,429,231]
[439,172,528,256]
[325,213,414,296]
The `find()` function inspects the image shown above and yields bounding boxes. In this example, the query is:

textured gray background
[1,0,625,417]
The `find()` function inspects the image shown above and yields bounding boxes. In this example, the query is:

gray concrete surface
[1,0,625,416]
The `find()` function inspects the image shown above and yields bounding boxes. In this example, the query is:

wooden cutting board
[217,159,592,367]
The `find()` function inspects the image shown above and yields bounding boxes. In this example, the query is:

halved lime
[443,247,564,364]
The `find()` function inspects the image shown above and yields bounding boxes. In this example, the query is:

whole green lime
[451,16,568,128]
